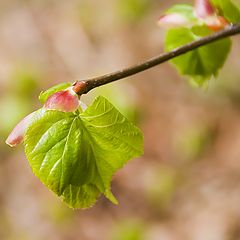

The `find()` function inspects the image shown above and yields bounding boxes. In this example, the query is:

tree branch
[73,23,240,95]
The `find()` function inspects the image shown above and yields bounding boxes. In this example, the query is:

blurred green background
[0,0,240,239]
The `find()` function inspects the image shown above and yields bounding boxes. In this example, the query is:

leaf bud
[6,112,36,147]
[158,13,192,28]
[44,87,80,112]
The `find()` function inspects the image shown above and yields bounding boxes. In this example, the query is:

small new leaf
[24,96,143,209]
[166,4,196,21]
[165,27,231,86]
[39,82,72,104]
[158,4,197,28]
[211,0,240,23]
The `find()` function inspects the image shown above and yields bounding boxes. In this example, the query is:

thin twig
[74,23,240,95]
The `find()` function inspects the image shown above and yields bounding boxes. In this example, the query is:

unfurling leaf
[24,96,143,209]
[195,0,215,19]
[7,81,144,209]
[6,84,80,147]
[158,1,230,31]
[158,4,197,28]
[6,111,38,147]
[210,0,240,23]
[39,82,72,104]
[44,88,80,112]
[195,0,229,31]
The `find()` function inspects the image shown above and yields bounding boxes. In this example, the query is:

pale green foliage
[166,4,197,22]
[24,96,143,208]
[162,0,240,86]
[165,28,231,86]
[39,82,72,104]
[9,0,240,210]
[211,0,240,22]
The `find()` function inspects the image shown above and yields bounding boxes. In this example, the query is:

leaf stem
[74,23,240,95]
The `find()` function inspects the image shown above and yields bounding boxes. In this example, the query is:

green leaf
[39,82,72,104]
[165,27,232,86]
[166,4,197,22]
[211,0,240,23]
[24,96,143,209]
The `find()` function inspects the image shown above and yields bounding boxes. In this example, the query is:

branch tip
[72,81,88,95]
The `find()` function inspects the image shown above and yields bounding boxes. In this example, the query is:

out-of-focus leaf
[10,67,39,97]
[158,5,197,29]
[117,0,150,23]
[174,126,214,161]
[146,166,178,212]
[111,220,145,240]
[0,97,30,137]
[166,4,197,22]
[165,27,232,86]
[211,0,240,22]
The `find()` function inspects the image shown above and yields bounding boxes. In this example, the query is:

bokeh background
[0,0,240,239]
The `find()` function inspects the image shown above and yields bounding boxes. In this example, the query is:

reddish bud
[72,81,87,95]
[158,13,191,28]
[6,112,36,147]
[194,0,229,31]
[6,86,82,147]
[44,87,79,112]
[195,0,215,19]
[205,16,229,31]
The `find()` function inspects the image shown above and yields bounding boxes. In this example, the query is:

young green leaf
[158,4,197,28]
[39,82,72,104]
[211,0,240,23]
[166,4,196,21]
[165,27,231,86]
[24,96,143,209]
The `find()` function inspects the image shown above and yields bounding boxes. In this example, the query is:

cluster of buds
[6,82,86,147]
[158,0,229,31]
